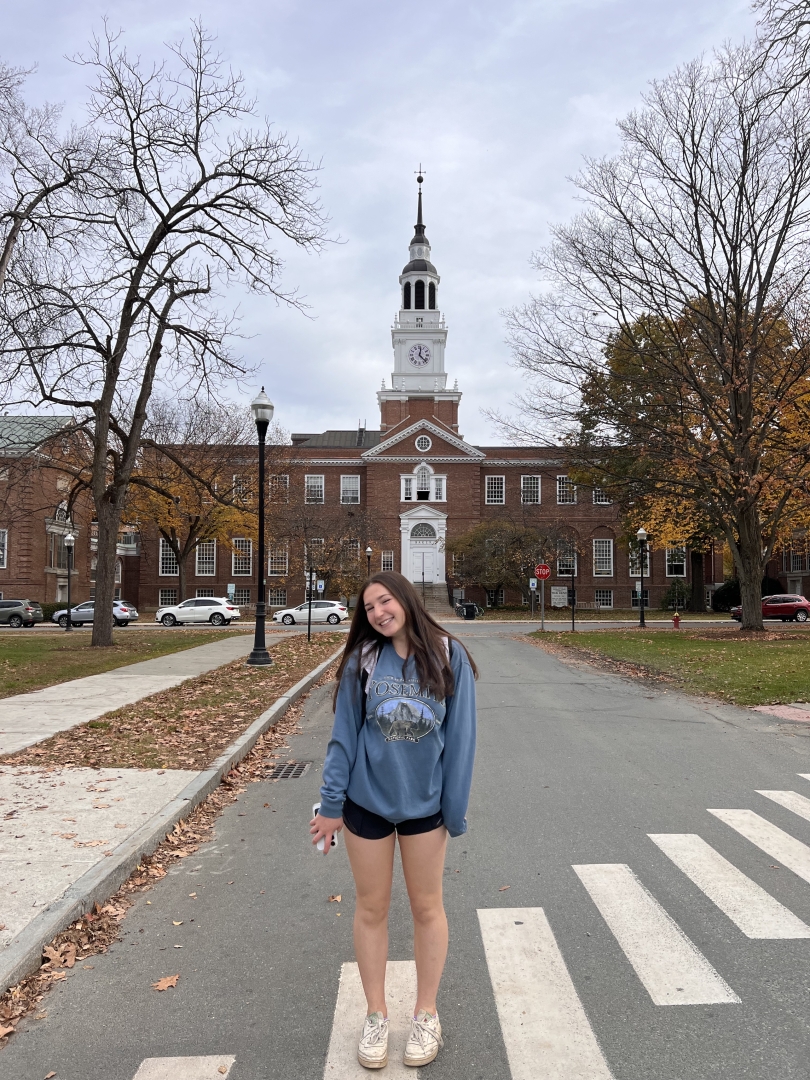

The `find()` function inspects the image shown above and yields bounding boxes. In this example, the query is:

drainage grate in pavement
[267,761,312,779]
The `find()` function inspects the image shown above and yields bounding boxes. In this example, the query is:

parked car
[155,596,240,627]
[51,599,139,628]
[0,599,44,628]
[272,600,349,626]
[730,594,810,622]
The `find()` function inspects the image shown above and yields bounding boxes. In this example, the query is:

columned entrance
[400,506,447,585]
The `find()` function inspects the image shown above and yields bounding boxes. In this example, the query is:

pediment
[362,419,484,461]
[400,504,448,521]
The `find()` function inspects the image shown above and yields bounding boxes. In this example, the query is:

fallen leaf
[219,1068,228,1076]
[0,923,5,930]
[498,885,511,892]
[172,920,183,926]
[328,895,342,903]
[114,823,128,829]
[0,1024,15,1038]
[45,1073,57,1079]
[62,817,76,822]
[35,1012,47,1019]
[50,972,66,981]
[56,833,77,840]
[152,974,180,991]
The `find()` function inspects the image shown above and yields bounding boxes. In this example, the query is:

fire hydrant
[672,611,681,630]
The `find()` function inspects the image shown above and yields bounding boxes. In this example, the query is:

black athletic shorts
[342,795,444,840]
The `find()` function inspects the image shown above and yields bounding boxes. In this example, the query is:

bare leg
[344,829,396,1016]
[398,827,449,1015]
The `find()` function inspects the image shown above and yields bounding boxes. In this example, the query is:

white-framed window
[521,476,541,504]
[381,550,394,572]
[232,474,251,502]
[305,475,324,504]
[0,529,6,569]
[232,538,253,576]
[402,477,414,501]
[341,475,360,504]
[415,434,432,451]
[791,550,804,572]
[666,546,686,577]
[593,487,611,505]
[629,546,651,577]
[632,589,650,608]
[269,474,289,502]
[401,469,446,501]
[595,588,613,608]
[195,539,216,576]
[485,475,505,504]
[268,544,289,576]
[592,538,614,577]
[268,588,287,607]
[341,538,360,567]
[416,466,431,500]
[433,476,445,501]
[49,533,70,570]
[196,588,215,598]
[557,540,577,576]
[305,537,324,568]
[159,588,178,607]
[557,476,577,504]
[233,587,251,606]
[159,538,179,576]
[486,588,505,607]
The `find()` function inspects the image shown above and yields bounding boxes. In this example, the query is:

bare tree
[0,23,328,645]
[500,45,810,630]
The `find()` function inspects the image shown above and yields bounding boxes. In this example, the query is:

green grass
[476,607,723,621]
[534,629,810,706]
[0,629,250,699]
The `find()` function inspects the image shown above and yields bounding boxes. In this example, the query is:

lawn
[0,629,251,699]
[533,628,810,706]
[475,606,723,621]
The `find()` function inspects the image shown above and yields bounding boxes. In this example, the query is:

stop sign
[535,563,551,580]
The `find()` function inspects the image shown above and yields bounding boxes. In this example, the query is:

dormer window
[403,282,411,309]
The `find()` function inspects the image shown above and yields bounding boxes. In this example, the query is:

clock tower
[378,174,462,434]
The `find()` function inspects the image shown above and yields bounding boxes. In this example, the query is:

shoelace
[410,1016,443,1050]
[361,1019,388,1047]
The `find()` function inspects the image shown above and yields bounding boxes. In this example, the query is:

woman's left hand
[310,812,344,855]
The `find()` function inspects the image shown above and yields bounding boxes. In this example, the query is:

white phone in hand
[312,802,338,852]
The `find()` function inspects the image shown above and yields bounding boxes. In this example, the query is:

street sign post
[534,563,551,630]
[529,577,537,620]
[316,579,325,592]
[535,564,551,579]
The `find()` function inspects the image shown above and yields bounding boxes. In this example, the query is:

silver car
[272,600,349,626]
[52,599,139,628]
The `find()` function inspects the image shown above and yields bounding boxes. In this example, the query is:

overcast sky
[3,0,757,443]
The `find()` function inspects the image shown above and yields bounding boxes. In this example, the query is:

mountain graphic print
[374,697,438,742]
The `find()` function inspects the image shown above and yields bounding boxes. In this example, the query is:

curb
[0,645,343,995]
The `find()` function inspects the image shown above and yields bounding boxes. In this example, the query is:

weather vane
[414,164,426,190]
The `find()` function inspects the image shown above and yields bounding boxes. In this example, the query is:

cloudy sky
[3,0,757,443]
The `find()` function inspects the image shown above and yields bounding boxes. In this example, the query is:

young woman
[310,571,477,1070]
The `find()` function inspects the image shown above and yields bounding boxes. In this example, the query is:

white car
[155,596,241,627]
[272,600,349,626]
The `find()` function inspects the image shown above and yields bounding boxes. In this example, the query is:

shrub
[711,576,786,612]
[660,580,690,610]
[40,602,63,622]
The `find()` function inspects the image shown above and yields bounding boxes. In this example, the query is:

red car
[730,594,810,622]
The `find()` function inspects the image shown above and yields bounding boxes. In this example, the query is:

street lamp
[64,532,75,632]
[636,527,648,629]
[366,546,373,577]
[246,388,274,668]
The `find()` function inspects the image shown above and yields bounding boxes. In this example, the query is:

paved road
[5,631,810,1079]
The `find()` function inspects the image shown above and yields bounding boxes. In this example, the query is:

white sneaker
[403,1009,443,1067]
[358,1011,389,1070]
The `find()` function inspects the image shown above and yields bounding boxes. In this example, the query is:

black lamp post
[366,546,373,577]
[64,531,75,632]
[246,388,274,668]
[637,527,648,629]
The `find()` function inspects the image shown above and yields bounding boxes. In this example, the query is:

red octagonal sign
[535,564,551,580]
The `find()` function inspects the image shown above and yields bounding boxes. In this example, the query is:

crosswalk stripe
[648,833,810,938]
[799,774,810,783]
[324,960,416,1078]
[758,789,810,823]
[709,809,810,885]
[477,907,615,1080]
[132,1058,235,1080]
[573,864,740,1006]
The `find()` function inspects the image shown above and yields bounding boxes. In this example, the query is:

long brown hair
[333,571,477,707]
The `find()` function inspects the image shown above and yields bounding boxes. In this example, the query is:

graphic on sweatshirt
[374,697,438,742]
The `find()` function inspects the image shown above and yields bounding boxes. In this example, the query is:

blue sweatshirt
[319,640,476,837]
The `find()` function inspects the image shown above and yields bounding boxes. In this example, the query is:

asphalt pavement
[4,629,810,1079]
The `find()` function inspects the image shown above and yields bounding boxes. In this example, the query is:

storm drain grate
[267,761,312,779]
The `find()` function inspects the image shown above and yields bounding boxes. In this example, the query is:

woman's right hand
[310,812,344,856]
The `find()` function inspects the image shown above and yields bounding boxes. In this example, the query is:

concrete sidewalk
[0,635,256,756]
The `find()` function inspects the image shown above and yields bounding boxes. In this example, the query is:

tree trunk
[91,501,124,646]
[690,550,705,612]
[179,553,187,602]
[735,507,765,631]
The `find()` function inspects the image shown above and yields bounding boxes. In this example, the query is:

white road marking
[324,960,416,1079]
[132,1058,235,1080]
[477,907,615,1080]
[709,809,810,885]
[573,864,740,1006]
[799,774,810,783]
[649,833,810,939]
[758,789,810,824]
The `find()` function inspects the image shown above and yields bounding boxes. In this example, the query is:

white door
[411,547,435,584]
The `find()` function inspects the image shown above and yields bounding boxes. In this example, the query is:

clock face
[408,343,431,367]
